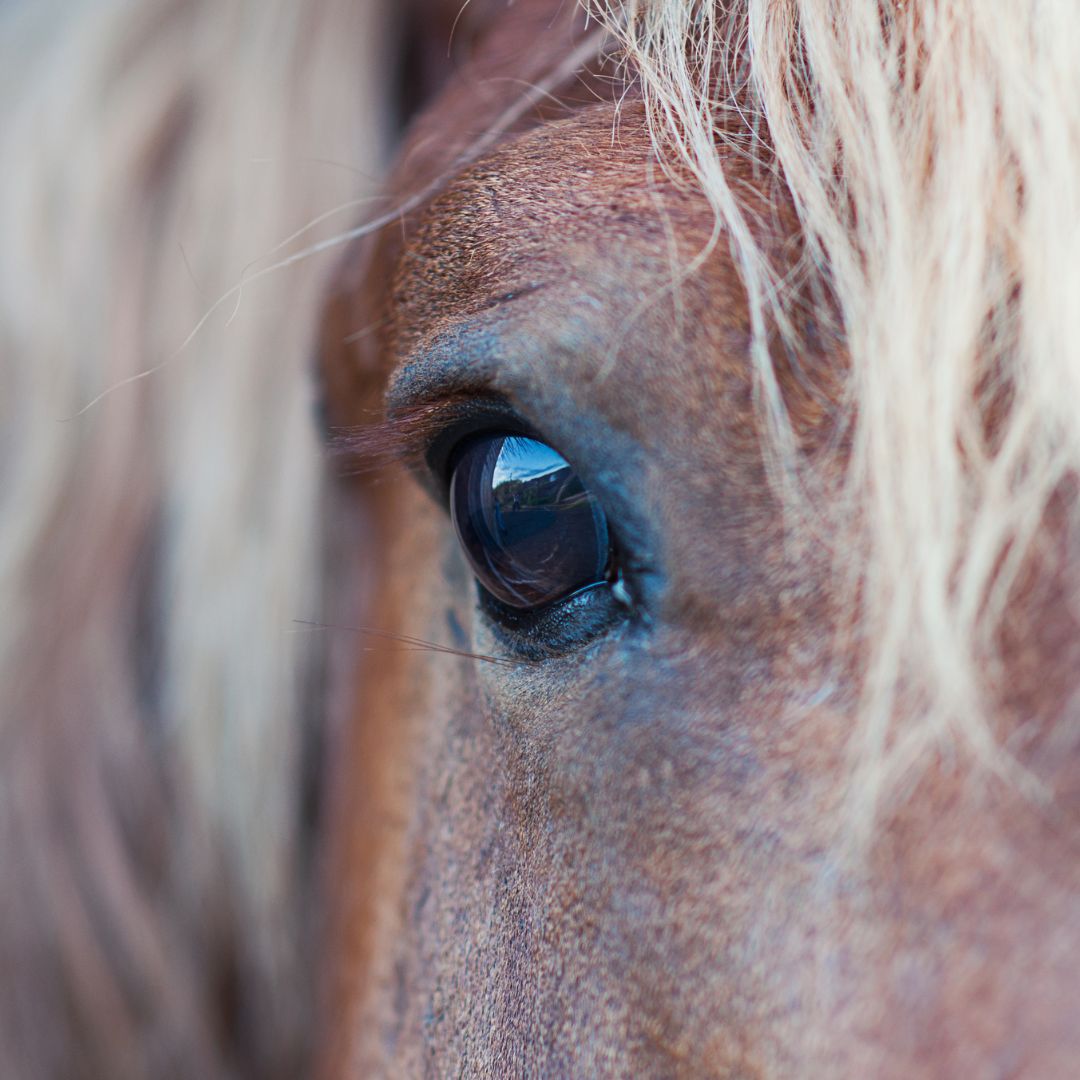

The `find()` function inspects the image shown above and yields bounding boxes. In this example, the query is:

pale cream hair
[1,0,389,1073]
[3,0,1076,1073]
[588,0,1080,822]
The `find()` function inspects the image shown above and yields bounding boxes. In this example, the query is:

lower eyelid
[473,577,628,661]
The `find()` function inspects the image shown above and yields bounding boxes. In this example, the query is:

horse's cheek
[374,554,847,1072]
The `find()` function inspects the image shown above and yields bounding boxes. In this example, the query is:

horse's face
[320,30,1080,1080]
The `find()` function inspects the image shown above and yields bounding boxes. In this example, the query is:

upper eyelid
[336,382,662,610]
[379,329,660,574]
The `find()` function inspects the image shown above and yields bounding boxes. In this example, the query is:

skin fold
[316,4,1080,1075]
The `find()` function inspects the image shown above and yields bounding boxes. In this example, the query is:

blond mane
[589,0,1080,822]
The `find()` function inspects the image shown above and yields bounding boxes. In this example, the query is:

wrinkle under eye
[449,434,610,610]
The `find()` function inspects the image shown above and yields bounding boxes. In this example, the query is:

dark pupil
[449,434,610,610]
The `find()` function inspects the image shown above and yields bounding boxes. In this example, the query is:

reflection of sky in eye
[492,436,569,487]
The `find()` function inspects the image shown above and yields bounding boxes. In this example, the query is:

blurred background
[0,1,426,1074]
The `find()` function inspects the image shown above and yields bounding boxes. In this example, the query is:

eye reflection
[449,434,610,610]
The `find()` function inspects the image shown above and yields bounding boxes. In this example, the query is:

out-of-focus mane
[1,1,390,1073]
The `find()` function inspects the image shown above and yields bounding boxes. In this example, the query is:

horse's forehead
[398,104,760,300]
[398,108,679,305]
[391,106,774,426]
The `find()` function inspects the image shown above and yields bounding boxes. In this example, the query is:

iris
[449,434,610,610]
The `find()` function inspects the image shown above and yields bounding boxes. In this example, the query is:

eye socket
[449,433,611,611]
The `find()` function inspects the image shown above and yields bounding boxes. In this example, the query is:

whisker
[341,317,389,345]
[291,619,531,667]
[225,196,390,329]
[447,0,476,59]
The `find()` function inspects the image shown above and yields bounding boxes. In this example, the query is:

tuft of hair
[585,0,1080,825]
[0,0,391,1074]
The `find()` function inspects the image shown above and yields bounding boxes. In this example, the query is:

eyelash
[329,397,523,483]
[332,399,636,657]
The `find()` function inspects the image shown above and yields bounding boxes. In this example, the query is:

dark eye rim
[418,407,634,653]
[387,392,650,655]
[448,429,616,610]
[384,387,659,656]
[475,574,629,661]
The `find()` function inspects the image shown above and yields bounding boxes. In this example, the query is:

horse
[4,0,1080,1076]
[316,0,1080,1073]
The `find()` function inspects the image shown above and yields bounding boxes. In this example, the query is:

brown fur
[319,3,1080,1075]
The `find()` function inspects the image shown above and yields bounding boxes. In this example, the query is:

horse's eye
[449,434,610,610]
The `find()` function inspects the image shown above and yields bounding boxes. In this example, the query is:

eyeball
[449,434,611,610]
